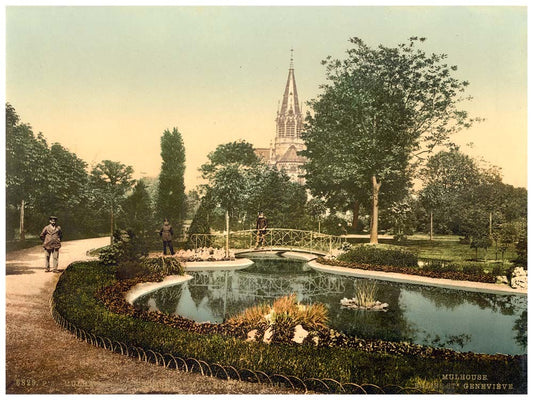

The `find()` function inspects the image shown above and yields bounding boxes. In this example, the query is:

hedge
[51,261,527,394]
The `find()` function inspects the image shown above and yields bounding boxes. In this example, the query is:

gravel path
[5,238,296,394]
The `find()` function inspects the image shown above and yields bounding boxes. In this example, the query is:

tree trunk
[225,210,230,258]
[370,175,381,244]
[19,199,25,241]
[110,206,114,245]
[429,211,433,241]
[351,200,360,231]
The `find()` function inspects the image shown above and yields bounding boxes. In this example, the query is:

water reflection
[134,254,527,355]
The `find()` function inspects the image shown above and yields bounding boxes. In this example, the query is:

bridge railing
[189,228,346,255]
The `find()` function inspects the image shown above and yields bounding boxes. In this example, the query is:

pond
[134,253,527,355]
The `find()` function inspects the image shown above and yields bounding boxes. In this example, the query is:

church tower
[272,50,306,184]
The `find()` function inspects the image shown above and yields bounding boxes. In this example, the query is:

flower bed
[52,261,526,394]
[319,258,497,284]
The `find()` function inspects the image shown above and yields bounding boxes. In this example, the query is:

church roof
[278,145,304,163]
[254,148,271,162]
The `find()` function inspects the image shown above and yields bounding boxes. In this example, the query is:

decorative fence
[49,296,429,394]
[190,229,347,255]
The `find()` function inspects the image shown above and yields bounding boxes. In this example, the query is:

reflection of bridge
[190,229,346,255]
[188,270,346,299]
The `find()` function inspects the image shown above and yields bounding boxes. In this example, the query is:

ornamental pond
[134,253,527,355]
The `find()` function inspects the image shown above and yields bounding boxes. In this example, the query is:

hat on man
[49,216,58,220]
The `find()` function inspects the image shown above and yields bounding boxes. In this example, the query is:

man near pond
[255,211,268,249]
[39,216,63,273]
[160,218,175,255]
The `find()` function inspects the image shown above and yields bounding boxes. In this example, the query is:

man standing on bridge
[255,211,268,249]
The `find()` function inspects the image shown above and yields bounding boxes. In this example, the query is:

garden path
[5,237,295,394]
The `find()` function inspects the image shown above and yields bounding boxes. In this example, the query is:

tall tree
[46,143,90,236]
[157,128,186,233]
[6,103,51,240]
[200,141,260,227]
[303,37,476,243]
[90,160,134,244]
[418,148,481,237]
[119,179,154,235]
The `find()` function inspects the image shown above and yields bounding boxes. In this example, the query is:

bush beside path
[5,238,294,394]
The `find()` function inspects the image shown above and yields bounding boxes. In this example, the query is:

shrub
[99,229,149,267]
[338,245,418,268]
[116,256,184,280]
[514,232,527,269]
[141,256,184,276]
[116,260,148,280]
[421,259,458,273]
[99,244,122,266]
[461,264,485,276]
[490,263,509,278]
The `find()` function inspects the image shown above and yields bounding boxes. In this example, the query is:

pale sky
[5,5,528,190]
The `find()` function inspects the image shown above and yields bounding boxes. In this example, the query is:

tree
[90,160,134,244]
[157,128,186,231]
[184,189,202,220]
[200,141,260,228]
[119,179,154,235]
[244,165,308,229]
[418,148,482,237]
[187,188,217,248]
[6,103,50,240]
[197,141,309,232]
[305,198,327,233]
[303,37,475,244]
[46,143,90,237]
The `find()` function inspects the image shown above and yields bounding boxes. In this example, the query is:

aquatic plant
[228,294,329,334]
[354,280,378,308]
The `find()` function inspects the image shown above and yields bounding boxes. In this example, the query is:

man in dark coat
[159,218,175,255]
[255,212,268,249]
[39,216,63,273]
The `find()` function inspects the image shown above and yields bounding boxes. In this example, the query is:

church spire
[272,49,306,185]
[290,48,294,69]
[279,49,301,116]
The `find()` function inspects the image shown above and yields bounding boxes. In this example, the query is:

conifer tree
[157,127,186,235]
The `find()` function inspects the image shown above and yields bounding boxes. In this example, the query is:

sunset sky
[5,5,527,190]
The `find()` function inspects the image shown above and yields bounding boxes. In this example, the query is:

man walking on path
[39,216,63,273]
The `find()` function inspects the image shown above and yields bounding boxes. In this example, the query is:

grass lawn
[347,233,519,272]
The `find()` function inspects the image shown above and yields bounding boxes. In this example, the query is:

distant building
[255,51,306,184]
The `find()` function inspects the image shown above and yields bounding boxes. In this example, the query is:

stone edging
[183,258,254,271]
[124,258,254,304]
[124,275,194,304]
[308,260,527,296]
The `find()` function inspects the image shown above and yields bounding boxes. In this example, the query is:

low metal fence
[49,296,430,394]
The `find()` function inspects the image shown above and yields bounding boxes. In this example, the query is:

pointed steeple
[279,48,301,117]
